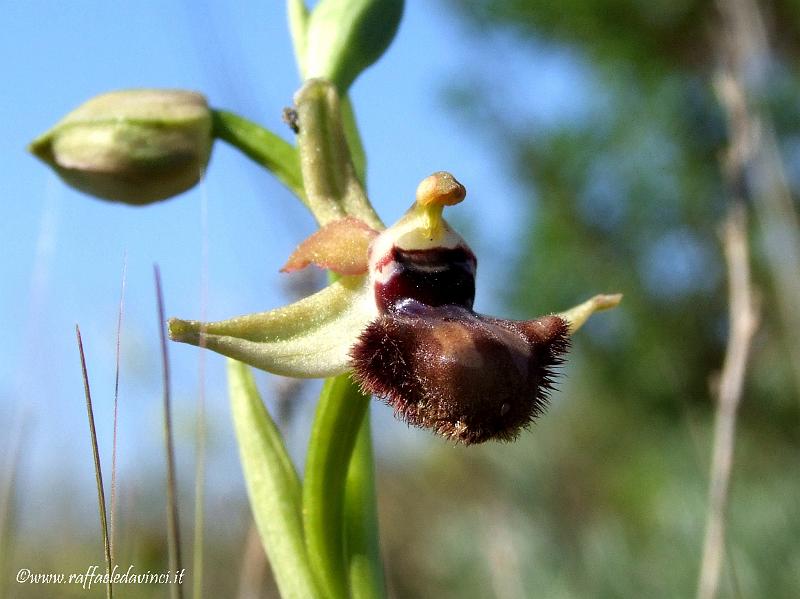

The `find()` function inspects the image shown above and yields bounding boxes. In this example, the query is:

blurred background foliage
[387,0,800,597]
[5,1,800,598]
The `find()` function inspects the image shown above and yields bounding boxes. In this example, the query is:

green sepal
[169,275,374,377]
[557,293,623,334]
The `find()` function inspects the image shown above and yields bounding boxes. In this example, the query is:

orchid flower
[31,9,623,594]
[169,168,620,444]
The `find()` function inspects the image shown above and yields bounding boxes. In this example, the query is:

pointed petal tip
[594,293,623,310]
[559,292,623,335]
[27,133,55,164]
[167,317,199,343]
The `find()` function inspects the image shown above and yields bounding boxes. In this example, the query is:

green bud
[29,89,213,205]
[304,0,404,91]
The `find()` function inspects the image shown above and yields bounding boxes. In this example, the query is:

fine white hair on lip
[373,261,401,285]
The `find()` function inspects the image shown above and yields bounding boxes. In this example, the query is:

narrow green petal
[557,293,623,334]
[228,360,321,599]
[169,275,374,377]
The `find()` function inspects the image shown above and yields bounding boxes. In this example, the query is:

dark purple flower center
[374,246,477,313]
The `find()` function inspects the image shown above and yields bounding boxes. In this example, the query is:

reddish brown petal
[350,302,569,444]
[281,217,379,275]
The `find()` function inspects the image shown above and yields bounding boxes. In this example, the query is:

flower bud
[304,0,404,91]
[29,89,213,205]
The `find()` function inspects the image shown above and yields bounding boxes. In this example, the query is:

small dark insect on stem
[76,325,113,599]
[282,107,300,134]
[154,266,183,599]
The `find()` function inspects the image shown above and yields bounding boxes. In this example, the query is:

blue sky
[1,1,590,524]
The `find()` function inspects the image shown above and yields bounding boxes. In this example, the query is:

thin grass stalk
[236,521,268,599]
[110,253,126,564]
[714,0,800,396]
[192,350,206,599]
[697,3,766,595]
[696,207,758,599]
[76,325,113,599]
[0,409,27,599]
[155,266,184,599]
[193,181,209,599]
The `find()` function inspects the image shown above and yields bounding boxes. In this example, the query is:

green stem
[303,375,370,599]
[338,82,385,599]
[211,109,306,203]
[345,415,385,599]
[295,76,385,599]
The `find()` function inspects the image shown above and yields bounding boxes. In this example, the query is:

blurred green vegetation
[375,0,800,597]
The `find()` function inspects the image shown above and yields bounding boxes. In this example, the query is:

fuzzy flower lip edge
[168,171,622,443]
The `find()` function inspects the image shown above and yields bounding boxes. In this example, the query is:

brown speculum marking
[374,246,477,313]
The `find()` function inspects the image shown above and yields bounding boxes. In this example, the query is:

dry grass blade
[696,206,759,599]
[236,520,268,599]
[110,253,127,564]
[76,325,114,599]
[714,0,800,395]
[0,410,27,599]
[699,2,771,596]
[192,432,205,599]
[155,265,184,599]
